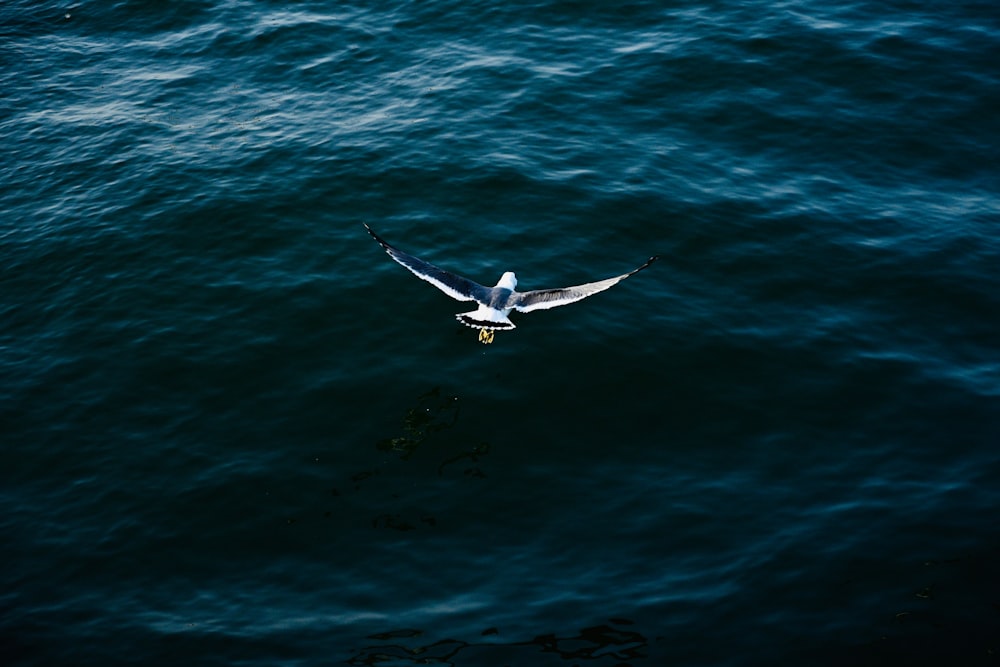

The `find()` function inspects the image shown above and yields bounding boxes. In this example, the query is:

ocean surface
[3,1,999,665]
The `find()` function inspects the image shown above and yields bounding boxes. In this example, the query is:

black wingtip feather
[363,222,392,251]
[630,255,658,275]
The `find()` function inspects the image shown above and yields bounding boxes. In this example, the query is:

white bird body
[456,272,519,331]
[364,224,656,343]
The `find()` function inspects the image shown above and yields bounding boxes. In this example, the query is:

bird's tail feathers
[456,312,516,330]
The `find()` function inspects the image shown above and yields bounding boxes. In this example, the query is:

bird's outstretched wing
[365,223,491,304]
[513,256,658,313]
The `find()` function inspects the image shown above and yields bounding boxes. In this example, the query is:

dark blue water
[4,1,1000,665]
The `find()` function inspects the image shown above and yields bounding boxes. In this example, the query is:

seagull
[364,223,657,344]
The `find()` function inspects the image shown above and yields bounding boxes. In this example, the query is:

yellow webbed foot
[478,329,495,344]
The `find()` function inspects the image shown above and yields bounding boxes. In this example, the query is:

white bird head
[497,271,517,290]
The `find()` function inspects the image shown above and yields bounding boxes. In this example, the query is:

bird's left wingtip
[363,222,390,249]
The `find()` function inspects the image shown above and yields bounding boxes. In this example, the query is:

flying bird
[365,223,657,344]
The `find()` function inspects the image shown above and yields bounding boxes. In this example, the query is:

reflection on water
[329,388,491,531]
[348,619,648,666]
[843,549,1000,666]
[375,387,462,461]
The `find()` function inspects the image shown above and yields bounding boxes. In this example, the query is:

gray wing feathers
[513,256,658,313]
[365,224,490,304]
